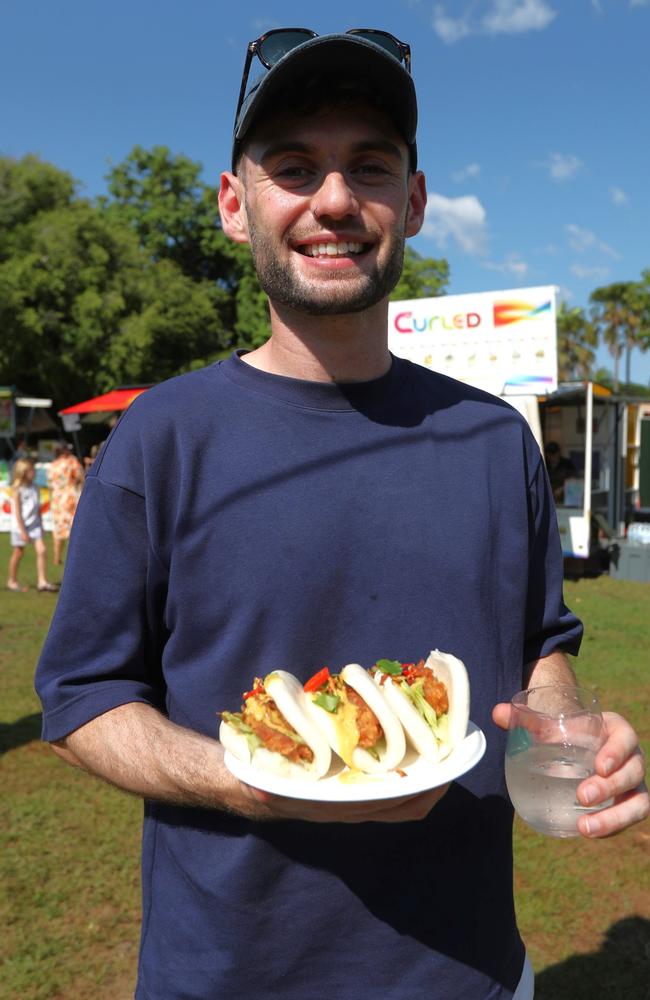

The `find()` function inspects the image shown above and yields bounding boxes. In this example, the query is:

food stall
[387,288,650,575]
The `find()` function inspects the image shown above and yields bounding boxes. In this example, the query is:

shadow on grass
[535,916,650,999]
[0,712,42,754]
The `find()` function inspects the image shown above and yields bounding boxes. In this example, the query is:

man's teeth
[302,241,365,257]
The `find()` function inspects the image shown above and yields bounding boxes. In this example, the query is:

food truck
[388,287,650,569]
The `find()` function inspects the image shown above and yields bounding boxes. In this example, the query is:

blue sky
[2,0,649,383]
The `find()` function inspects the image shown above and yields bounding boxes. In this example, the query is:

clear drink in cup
[505,685,611,838]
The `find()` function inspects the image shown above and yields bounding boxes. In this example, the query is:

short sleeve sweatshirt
[36,353,582,1000]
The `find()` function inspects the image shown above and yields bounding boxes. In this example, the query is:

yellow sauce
[333,699,360,768]
[338,768,385,785]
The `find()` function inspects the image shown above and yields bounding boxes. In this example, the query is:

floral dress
[47,453,84,540]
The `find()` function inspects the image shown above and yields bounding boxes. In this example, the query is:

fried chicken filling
[404,660,449,716]
[241,687,314,764]
[317,676,384,748]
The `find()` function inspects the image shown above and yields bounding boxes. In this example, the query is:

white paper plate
[224,721,486,803]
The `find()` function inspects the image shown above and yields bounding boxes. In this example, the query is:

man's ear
[218,171,250,244]
[405,170,427,238]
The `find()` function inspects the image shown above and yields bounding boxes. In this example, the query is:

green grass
[1,536,141,1000]
[515,576,650,998]
[1,536,648,998]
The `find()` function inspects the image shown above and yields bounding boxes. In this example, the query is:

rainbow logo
[493,300,552,326]
[504,375,555,389]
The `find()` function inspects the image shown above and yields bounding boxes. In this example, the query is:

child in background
[7,458,57,593]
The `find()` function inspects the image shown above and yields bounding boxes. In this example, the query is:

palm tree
[556,301,597,382]
[590,280,650,391]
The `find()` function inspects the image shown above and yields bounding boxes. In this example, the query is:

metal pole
[620,401,628,534]
[583,382,593,548]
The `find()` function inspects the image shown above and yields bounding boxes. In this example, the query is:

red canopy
[59,387,149,415]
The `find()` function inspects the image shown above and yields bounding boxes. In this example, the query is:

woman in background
[47,443,84,566]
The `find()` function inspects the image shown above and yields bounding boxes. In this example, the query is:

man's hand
[574,711,648,837]
[492,703,648,838]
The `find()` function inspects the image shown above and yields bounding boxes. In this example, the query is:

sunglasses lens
[258,30,314,67]
[351,30,403,61]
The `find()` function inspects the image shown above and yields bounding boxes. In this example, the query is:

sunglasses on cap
[235,28,412,130]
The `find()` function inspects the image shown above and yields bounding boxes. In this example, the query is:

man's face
[228,103,425,316]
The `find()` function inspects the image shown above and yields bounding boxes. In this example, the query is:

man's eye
[276,165,311,179]
[355,163,389,176]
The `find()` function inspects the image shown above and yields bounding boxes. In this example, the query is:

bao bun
[376,650,470,763]
[219,670,331,780]
[304,663,406,774]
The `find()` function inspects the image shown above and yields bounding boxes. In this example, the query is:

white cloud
[544,152,582,181]
[483,0,557,34]
[565,223,620,259]
[570,264,611,281]
[630,0,649,7]
[451,163,481,183]
[610,186,629,205]
[483,254,529,279]
[432,1,557,44]
[422,192,488,254]
[432,6,473,43]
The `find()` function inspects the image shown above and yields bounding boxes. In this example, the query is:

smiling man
[225,105,421,319]
[36,28,648,1000]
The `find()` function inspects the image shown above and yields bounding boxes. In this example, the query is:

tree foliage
[391,246,449,301]
[556,302,597,381]
[0,155,76,258]
[590,277,650,391]
[0,153,235,406]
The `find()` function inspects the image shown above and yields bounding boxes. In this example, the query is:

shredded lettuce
[221,711,264,755]
[398,679,449,742]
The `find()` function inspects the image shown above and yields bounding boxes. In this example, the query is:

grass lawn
[1,534,648,999]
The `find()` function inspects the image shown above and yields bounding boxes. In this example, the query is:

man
[36,29,647,1000]
[544,440,577,503]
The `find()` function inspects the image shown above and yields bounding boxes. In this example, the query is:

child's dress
[11,485,43,546]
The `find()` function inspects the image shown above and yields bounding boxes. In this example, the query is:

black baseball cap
[232,31,418,172]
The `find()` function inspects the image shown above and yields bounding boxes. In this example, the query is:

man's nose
[312,171,359,220]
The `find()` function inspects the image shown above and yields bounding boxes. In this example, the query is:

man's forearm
[524,649,577,689]
[51,702,256,814]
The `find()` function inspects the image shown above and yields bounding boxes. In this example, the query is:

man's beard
[246,217,406,316]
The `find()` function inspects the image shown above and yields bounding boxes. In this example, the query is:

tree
[104,145,271,351]
[0,155,231,407]
[555,301,597,381]
[0,195,145,404]
[0,154,76,260]
[104,146,227,275]
[101,260,230,387]
[390,246,449,302]
[590,279,650,391]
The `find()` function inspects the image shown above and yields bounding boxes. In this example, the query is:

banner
[0,485,52,533]
[388,285,557,396]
